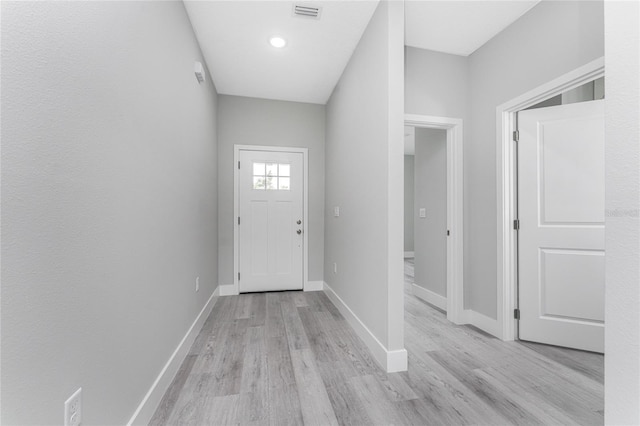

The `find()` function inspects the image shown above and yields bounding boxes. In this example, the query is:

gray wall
[405,46,469,120]
[325,0,405,350]
[404,156,415,252]
[466,0,604,318]
[404,46,470,308]
[413,129,447,297]
[216,95,325,284]
[1,2,219,424]
[562,80,598,104]
[603,1,640,422]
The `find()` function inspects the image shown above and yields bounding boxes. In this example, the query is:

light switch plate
[334,206,340,217]
[419,208,426,218]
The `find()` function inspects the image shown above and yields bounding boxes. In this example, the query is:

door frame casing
[404,114,465,325]
[233,144,309,295]
[495,57,605,341]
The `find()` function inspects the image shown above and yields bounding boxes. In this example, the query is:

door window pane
[279,164,290,177]
[279,177,290,190]
[265,176,276,190]
[266,163,278,177]
[253,163,265,176]
[253,176,265,190]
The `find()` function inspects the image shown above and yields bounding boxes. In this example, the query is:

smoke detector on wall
[292,4,322,19]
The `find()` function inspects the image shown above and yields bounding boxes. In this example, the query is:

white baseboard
[411,284,447,311]
[218,283,239,296]
[463,309,500,338]
[407,285,500,339]
[127,287,220,425]
[404,251,415,258]
[304,280,324,291]
[323,282,408,373]
[387,348,409,372]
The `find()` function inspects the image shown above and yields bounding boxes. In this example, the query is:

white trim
[464,309,501,338]
[404,114,465,325]
[387,348,409,373]
[411,284,447,311]
[127,288,220,425]
[218,283,238,296]
[495,57,604,341]
[403,251,415,258]
[304,280,324,292]
[323,282,408,373]
[233,145,309,294]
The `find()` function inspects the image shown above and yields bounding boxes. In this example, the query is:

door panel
[539,248,605,322]
[249,200,269,275]
[275,201,293,275]
[239,150,303,292]
[538,116,605,225]
[518,100,604,353]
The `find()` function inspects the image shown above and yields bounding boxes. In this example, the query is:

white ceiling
[184,1,379,104]
[405,1,540,56]
[184,1,541,105]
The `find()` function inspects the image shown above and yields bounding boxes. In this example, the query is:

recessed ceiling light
[269,36,287,48]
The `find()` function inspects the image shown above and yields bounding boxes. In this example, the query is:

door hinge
[238,161,240,169]
[238,272,240,281]
[447,230,450,236]
[513,130,519,142]
[238,217,240,225]
[513,219,520,230]
[514,308,520,320]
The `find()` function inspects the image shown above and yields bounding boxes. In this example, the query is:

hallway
[151,261,604,425]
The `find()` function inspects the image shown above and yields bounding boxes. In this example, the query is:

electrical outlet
[195,276,200,292]
[333,262,338,274]
[64,388,82,426]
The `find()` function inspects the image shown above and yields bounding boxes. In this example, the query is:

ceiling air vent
[293,4,322,20]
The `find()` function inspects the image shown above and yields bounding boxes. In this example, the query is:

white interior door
[518,100,605,353]
[238,149,303,293]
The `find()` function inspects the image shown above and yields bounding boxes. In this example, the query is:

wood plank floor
[150,260,603,425]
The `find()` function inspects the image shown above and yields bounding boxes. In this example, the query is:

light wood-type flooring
[150,259,604,425]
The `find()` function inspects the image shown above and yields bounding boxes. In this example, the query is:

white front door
[518,100,605,353]
[238,149,304,293]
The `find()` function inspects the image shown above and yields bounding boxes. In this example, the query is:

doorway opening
[517,99,605,353]
[404,127,448,312]
[233,145,309,295]
[404,114,464,324]
[496,57,605,347]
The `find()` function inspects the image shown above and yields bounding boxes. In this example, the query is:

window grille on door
[252,162,291,190]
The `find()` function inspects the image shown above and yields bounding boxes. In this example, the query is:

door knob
[297,229,302,235]
[297,220,302,225]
